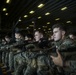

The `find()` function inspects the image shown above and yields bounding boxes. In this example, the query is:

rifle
[0,41,25,52]
[24,44,76,60]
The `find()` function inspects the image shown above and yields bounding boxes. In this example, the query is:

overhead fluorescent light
[38,28,41,29]
[6,0,11,3]
[26,27,29,29]
[24,15,28,18]
[38,4,44,8]
[66,21,72,23]
[45,12,50,15]
[38,16,41,19]
[55,18,60,21]
[47,22,50,24]
[32,21,35,23]
[61,7,67,11]
[19,19,21,22]
[5,13,8,15]
[3,8,7,11]
[29,10,35,14]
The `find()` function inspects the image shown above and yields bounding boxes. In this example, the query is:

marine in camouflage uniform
[34,30,55,75]
[14,33,37,75]
[14,50,26,71]
[13,29,25,71]
[50,24,76,75]
[1,39,7,66]
[52,37,76,75]
[13,40,25,70]
[14,43,37,75]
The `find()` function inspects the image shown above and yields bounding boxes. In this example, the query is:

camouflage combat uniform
[53,37,76,75]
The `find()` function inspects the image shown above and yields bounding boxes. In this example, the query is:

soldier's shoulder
[63,38,74,44]
[62,38,76,47]
[58,38,76,51]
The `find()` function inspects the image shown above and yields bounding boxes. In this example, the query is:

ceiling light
[5,13,8,15]
[38,16,41,19]
[55,18,60,21]
[29,10,35,14]
[26,27,29,29]
[24,15,28,18]
[6,0,11,3]
[38,28,41,29]
[47,22,50,24]
[32,21,35,23]
[19,19,21,22]
[66,21,72,23]
[38,4,44,8]
[3,8,7,11]
[45,12,50,15]
[61,7,67,11]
